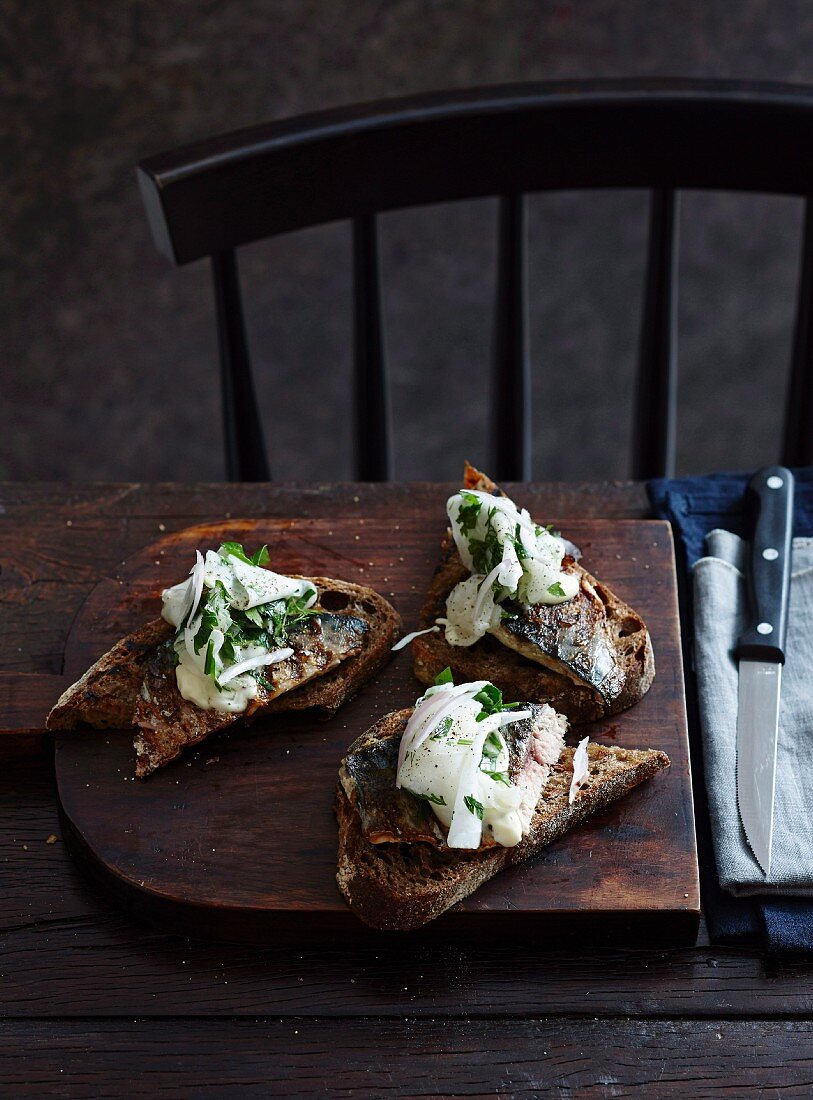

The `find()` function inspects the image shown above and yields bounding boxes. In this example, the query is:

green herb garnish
[481,730,504,760]
[480,732,511,785]
[457,491,482,537]
[464,795,484,820]
[406,789,447,807]
[473,683,520,721]
[171,543,317,689]
[265,589,319,646]
[434,667,454,686]
[489,771,511,786]
[219,541,270,567]
[547,581,566,598]
[430,716,453,740]
[468,507,503,575]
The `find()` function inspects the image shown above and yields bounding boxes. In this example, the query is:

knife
[735,465,794,876]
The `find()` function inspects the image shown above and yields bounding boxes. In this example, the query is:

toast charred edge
[336,707,669,930]
[411,463,655,721]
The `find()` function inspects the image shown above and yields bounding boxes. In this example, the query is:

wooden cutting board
[54,513,699,944]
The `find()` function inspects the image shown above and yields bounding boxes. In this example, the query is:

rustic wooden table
[2,482,812,1098]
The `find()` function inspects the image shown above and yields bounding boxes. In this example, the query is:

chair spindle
[211,250,270,481]
[783,196,813,467]
[353,215,392,481]
[493,194,531,481]
[632,189,679,480]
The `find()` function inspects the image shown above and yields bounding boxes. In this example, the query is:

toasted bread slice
[48,576,401,776]
[411,464,654,721]
[336,707,669,930]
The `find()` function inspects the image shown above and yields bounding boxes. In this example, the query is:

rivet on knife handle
[735,465,794,664]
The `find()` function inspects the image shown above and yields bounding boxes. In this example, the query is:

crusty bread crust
[412,464,655,721]
[47,618,174,731]
[47,576,402,775]
[336,708,670,930]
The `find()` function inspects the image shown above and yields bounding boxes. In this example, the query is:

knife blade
[735,465,794,876]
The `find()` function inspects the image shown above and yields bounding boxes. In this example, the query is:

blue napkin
[649,468,813,955]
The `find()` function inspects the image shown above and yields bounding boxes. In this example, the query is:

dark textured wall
[3,2,812,482]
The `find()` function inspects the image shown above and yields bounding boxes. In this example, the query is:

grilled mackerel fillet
[412,465,654,722]
[340,703,565,850]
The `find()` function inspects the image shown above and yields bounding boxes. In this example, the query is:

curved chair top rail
[138,78,813,265]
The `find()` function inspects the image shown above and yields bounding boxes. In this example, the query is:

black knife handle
[735,465,794,663]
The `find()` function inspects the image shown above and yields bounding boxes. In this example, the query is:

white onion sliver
[218,647,294,685]
[568,737,590,804]
[391,625,440,652]
[183,612,202,660]
[446,718,498,849]
[472,561,504,624]
[496,709,533,727]
[395,682,484,780]
[187,550,205,626]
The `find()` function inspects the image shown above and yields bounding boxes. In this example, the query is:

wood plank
[2,1018,813,1096]
[1,749,807,1022]
[0,674,70,735]
[52,514,697,944]
[8,903,813,1017]
[0,482,649,675]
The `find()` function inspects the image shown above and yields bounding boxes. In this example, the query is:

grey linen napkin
[693,529,813,896]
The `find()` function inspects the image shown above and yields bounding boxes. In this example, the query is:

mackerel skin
[493,575,624,709]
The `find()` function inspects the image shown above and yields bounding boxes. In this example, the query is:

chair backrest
[137,78,813,481]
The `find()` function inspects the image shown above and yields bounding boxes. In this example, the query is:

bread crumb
[66,520,73,527]
[46,835,57,845]
[159,523,166,531]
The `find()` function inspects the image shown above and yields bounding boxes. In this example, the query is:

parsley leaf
[405,788,447,807]
[218,541,251,565]
[480,732,510,783]
[489,771,512,786]
[217,541,270,568]
[265,591,319,646]
[464,794,484,820]
[203,639,216,678]
[547,581,566,598]
[430,715,453,740]
[473,683,520,721]
[434,667,454,686]
[468,507,503,574]
[456,491,482,537]
[512,523,528,560]
[474,683,520,722]
[481,730,504,761]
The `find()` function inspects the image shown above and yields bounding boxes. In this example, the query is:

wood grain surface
[52,506,698,943]
[3,1018,813,1097]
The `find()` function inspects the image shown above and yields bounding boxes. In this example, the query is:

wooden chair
[137,78,813,482]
